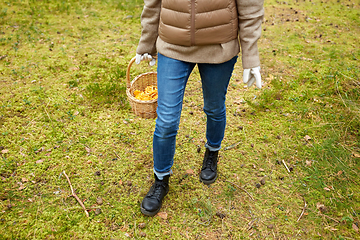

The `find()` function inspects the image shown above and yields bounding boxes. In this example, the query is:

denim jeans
[153,53,237,178]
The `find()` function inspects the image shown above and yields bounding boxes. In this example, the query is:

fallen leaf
[157,212,167,220]
[186,169,194,175]
[324,187,331,191]
[337,171,343,176]
[119,180,123,185]
[19,185,26,190]
[35,147,45,153]
[1,149,9,154]
[85,147,91,153]
[352,223,359,233]
[304,135,311,141]
[305,160,312,167]
[316,203,327,213]
[353,153,360,158]
[36,159,44,164]
[22,178,28,182]
[259,168,265,172]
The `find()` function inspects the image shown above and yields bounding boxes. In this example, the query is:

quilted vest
[158,0,239,46]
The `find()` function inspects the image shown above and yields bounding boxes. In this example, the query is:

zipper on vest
[190,0,195,46]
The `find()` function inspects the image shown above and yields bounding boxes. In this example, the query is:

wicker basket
[126,57,157,119]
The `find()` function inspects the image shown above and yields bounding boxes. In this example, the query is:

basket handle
[126,56,157,89]
[126,57,137,89]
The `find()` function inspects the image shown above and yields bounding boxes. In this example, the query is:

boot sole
[140,188,169,217]
[140,204,161,217]
[199,173,217,185]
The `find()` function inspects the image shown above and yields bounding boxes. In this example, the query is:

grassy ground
[0,0,359,239]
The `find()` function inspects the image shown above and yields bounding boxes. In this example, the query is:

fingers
[251,67,262,89]
[149,58,156,66]
[243,69,250,84]
[135,53,142,64]
[135,53,156,66]
[247,76,256,88]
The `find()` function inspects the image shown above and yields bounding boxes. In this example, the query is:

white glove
[243,66,262,89]
[135,53,156,66]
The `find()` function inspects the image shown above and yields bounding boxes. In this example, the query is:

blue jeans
[153,53,237,178]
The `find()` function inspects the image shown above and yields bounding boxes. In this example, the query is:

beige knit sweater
[136,0,264,69]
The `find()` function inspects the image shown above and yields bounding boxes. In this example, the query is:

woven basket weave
[126,57,157,119]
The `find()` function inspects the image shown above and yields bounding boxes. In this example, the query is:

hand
[243,66,262,89]
[135,53,156,66]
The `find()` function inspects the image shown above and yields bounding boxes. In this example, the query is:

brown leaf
[36,159,44,164]
[337,170,343,176]
[323,187,331,191]
[19,185,26,190]
[1,149,9,154]
[186,169,194,175]
[353,153,360,158]
[22,178,28,182]
[352,223,359,233]
[304,135,311,141]
[305,160,312,167]
[85,147,91,153]
[316,203,327,213]
[157,212,167,220]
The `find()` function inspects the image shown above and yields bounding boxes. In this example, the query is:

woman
[135,0,264,216]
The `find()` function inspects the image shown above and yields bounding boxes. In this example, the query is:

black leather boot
[141,174,169,216]
[199,148,219,185]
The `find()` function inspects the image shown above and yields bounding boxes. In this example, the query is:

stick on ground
[63,171,89,217]
[225,180,255,201]
[282,160,291,173]
[297,199,307,222]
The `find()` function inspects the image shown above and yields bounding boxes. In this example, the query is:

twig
[63,171,89,217]
[225,180,255,201]
[91,48,106,55]
[224,141,241,150]
[319,213,339,223]
[338,71,354,80]
[282,160,291,173]
[114,150,121,159]
[0,55,7,60]
[297,199,307,222]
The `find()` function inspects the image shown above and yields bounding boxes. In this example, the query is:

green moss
[0,0,359,238]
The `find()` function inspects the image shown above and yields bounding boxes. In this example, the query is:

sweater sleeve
[136,0,161,56]
[236,0,264,69]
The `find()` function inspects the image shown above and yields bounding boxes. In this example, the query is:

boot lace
[204,152,215,170]
[149,182,166,199]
